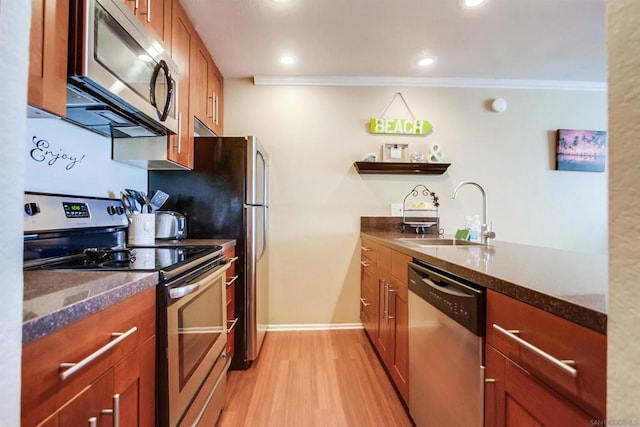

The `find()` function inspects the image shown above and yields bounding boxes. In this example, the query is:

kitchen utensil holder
[400,184,443,234]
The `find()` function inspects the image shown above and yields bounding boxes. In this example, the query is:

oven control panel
[24,192,128,233]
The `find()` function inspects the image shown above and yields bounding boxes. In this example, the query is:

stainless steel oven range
[24,192,231,426]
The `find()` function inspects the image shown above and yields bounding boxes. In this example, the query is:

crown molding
[253,75,607,91]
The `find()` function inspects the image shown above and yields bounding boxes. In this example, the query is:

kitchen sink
[396,237,486,247]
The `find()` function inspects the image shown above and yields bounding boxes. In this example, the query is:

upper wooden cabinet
[120,0,172,53]
[168,0,193,169]
[191,32,224,136]
[28,0,69,117]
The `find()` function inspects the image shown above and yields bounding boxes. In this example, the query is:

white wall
[607,0,640,417]
[0,2,29,424]
[224,80,607,326]
[25,118,147,198]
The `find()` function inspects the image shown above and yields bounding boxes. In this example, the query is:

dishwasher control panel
[408,261,486,336]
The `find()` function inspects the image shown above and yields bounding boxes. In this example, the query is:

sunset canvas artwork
[556,129,607,172]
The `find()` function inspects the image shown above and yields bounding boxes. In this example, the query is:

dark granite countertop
[23,271,158,344]
[361,231,608,335]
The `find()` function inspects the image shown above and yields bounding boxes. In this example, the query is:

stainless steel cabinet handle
[139,0,151,23]
[227,318,238,333]
[209,92,215,119]
[101,393,120,427]
[59,327,138,380]
[360,246,372,251]
[360,297,370,307]
[177,112,182,154]
[360,261,371,267]
[387,287,396,322]
[383,281,389,319]
[89,417,97,427]
[228,256,239,264]
[214,94,219,125]
[226,275,238,287]
[134,0,139,10]
[492,323,578,377]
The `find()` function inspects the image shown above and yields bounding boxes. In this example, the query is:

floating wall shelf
[354,161,451,175]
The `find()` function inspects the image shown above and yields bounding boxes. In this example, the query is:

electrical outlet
[391,203,403,217]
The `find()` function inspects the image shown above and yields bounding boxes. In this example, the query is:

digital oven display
[63,202,90,218]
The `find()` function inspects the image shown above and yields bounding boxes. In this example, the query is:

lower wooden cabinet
[485,290,606,426]
[225,246,238,359]
[360,238,410,404]
[21,288,156,427]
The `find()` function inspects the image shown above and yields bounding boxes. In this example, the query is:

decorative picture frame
[556,129,607,172]
[382,143,409,162]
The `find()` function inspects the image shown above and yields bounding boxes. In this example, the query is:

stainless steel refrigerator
[149,136,269,369]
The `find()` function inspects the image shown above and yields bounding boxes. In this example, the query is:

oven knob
[24,202,40,216]
[116,206,125,215]
[107,205,117,215]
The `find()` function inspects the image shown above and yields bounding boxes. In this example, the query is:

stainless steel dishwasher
[408,260,486,427]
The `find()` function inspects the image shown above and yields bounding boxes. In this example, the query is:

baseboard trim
[267,323,364,331]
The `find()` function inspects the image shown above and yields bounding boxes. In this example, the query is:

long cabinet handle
[89,417,97,427]
[359,297,370,307]
[59,327,138,380]
[101,393,120,427]
[226,275,238,287]
[214,94,219,125]
[227,318,239,333]
[177,112,183,154]
[387,287,396,322]
[492,323,578,378]
[360,261,371,267]
[228,256,239,264]
[383,281,389,319]
[360,246,372,252]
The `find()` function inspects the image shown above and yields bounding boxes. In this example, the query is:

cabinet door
[388,277,409,404]
[57,370,115,427]
[485,344,594,427]
[120,0,172,52]
[207,59,224,135]
[169,0,193,168]
[114,336,156,427]
[28,0,69,117]
[190,36,210,128]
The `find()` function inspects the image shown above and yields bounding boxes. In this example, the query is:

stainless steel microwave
[67,0,179,138]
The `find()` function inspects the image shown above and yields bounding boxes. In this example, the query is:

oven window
[177,280,224,389]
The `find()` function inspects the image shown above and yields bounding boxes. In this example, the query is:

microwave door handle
[149,59,173,121]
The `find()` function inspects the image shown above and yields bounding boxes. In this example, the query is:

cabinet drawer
[360,239,378,264]
[486,290,606,419]
[22,287,156,427]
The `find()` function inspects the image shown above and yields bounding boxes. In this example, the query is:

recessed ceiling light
[416,56,436,67]
[279,55,296,65]
[461,0,488,8]
[270,0,293,3]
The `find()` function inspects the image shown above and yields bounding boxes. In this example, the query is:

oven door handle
[168,263,230,300]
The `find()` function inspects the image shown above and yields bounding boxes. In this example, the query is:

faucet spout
[452,181,495,244]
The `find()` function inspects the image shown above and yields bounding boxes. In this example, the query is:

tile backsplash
[25,118,147,198]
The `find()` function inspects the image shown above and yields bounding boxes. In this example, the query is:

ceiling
[180,0,606,85]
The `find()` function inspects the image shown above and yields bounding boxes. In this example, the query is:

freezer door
[246,136,269,206]
[246,204,268,361]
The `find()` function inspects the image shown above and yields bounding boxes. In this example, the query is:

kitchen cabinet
[190,30,224,136]
[225,246,239,359]
[121,0,172,52]
[21,287,156,427]
[28,0,69,117]
[360,241,378,341]
[361,239,410,405]
[207,57,224,136]
[168,0,194,168]
[484,290,606,426]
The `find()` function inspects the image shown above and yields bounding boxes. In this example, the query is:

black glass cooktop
[25,245,223,273]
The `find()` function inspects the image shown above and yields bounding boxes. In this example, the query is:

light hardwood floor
[217,329,413,426]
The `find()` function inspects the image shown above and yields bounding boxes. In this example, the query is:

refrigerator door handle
[259,207,267,261]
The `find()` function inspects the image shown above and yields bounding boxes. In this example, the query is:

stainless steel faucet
[452,181,496,244]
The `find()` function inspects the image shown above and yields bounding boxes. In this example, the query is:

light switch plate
[391,203,403,217]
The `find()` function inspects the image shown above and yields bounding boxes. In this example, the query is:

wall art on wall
[556,129,607,172]
[382,143,409,162]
